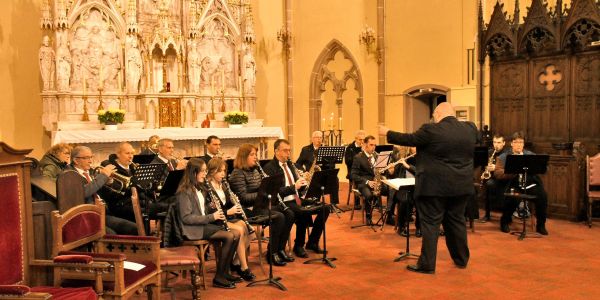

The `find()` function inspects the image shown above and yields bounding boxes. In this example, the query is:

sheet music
[124,261,146,271]
[382,178,415,190]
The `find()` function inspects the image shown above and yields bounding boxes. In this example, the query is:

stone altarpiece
[39,0,258,131]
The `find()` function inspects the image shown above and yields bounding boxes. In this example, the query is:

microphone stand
[304,186,337,268]
[247,195,287,291]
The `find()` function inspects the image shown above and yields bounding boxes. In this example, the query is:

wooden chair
[587,153,600,227]
[51,203,161,299]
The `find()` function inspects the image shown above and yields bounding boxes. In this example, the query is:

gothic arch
[309,39,364,135]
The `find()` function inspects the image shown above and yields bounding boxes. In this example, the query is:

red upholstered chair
[51,203,161,299]
[587,154,600,227]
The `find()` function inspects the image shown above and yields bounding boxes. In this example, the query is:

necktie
[282,163,302,205]
[168,160,174,171]
[83,171,101,202]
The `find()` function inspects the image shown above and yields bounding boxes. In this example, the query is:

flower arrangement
[97,108,126,124]
[223,111,249,125]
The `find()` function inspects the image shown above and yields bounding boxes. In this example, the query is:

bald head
[432,102,455,123]
[116,142,135,166]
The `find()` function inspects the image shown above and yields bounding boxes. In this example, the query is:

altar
[52,127,284,164]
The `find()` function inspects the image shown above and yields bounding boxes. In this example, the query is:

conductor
[379,102,479,274]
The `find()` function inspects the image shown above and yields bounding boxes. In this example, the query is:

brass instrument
[481,149,497,180]
[222,181,256,234]
[257,163,289,211]
[94,166,132,195]
[300,152,321,199]
[204,181,230,231]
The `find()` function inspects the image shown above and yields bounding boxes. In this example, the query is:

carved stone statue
[39,36,55,91]
[187,40,200,93]
[127,38,142,93]
[242,47,256,94]
[55,37,71,92]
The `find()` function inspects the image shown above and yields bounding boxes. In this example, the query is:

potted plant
[97,108,125,130]
[223,111,249,128]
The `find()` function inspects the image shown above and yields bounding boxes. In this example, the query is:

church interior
[1,0,600,299]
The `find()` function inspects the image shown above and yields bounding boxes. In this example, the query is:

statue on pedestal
[187,40,200,93]
[127,37,142,93]
[39,35,55,91]
[242,46,256,94]
[55,36,71,92]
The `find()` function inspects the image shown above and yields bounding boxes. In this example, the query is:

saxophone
[481,149,497,180]
[257,163,289,211]
[299,152,321,199]
[222,180,256,234]
[204,181,230,231]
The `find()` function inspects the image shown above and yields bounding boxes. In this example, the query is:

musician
[206,158,255,281]
[201,135,223,163]
[140,135,160,155]
[151,138,187,181]
[296,131,341,211]
[66,146,138,235]
[263,139,330,258]
[177,158,241,289]
[495,131,548,235]
[481,134,508,222]
[345,130,366,209]
[379,102,478,274]
[229,144,294,266]
[350,135,386,224]
[39,143,72,179]
[387,147,420,237]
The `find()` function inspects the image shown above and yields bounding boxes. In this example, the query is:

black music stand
[133,154,157,165]
[248,174,286,291]
[133,163,167,234]
[303,169,339,268]
[504,155,549,240]
[316,146,346,214]
[383,179,419,262]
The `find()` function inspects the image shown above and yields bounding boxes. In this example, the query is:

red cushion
[58,251,126,261]
[0,175,24,285]
[63,212,102,244]
[103,234,160,242]
[31,286,97,300]
[54,255,93,264]
[0,284,30,295]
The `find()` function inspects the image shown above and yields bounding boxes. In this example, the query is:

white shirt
[195,188,206,216]
[279,161,296,202]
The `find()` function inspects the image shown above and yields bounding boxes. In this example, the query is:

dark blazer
[262,157,301,200]
[64,164,109,204]
[387,116,479,197]
[344,142,362,180]
[151,156,175,183]
[98,158,135,199]
[177,187,215,241]
[351,151,376,189]
[296,144,336,172]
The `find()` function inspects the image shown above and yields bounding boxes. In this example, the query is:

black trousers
[286,201,329,247]
[358,184,387,220]
[415,195,470,271]
[394,190,420,231]
[500,184,547,226]
[253,206,295,253]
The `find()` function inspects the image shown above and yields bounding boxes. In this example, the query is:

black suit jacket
[344,142,362,180]
[387,116,479,197]
[151,156,175,183]
[263,157,302,201]
[351,151,376,190]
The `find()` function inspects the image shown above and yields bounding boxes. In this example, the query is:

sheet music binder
[316,146,345,164]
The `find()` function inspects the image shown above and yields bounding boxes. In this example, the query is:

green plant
[97,108,125,124]
[223,111,249,124]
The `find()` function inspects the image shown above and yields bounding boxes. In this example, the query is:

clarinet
[257,163,289,211]
[204,181,230,232]
[222,180,256,234]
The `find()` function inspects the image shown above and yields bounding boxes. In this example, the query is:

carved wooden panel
[572,53,600,150]
[538,155,582,220]
[159,98,182,128]
[490,62,527,137]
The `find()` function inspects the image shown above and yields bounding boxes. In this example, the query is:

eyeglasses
[75,156,93,160]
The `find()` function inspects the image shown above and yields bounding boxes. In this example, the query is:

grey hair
[71,145,92,161]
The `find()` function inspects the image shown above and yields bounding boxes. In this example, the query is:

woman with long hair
[206,157,256,281]
[177,158,241,289]
[229,144,295,266]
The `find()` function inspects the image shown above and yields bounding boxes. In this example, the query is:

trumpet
[481,149,497,180]
[94,166,132,195]
[223,181,255,234]
[204,181,230,232]
[257,163,289,211]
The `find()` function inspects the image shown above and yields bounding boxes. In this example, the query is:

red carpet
[137,186,600,299]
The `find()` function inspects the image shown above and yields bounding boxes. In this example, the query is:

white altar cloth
[52,127,284,145]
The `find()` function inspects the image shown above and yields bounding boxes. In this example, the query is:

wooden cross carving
[538,65,562,91]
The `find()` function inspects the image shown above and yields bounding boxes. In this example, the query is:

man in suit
[263,139,330,258]
[481,134,509,222]
[494,131,548,235]
[66,145,138,235]
[98,142,138,222]
[350,135,386,224]
[295,131,341,211]
[379,102,478,274]
[201,135,223,163]
[151,138,187,182]
[345,130,366,209]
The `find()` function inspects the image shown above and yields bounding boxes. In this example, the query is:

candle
[339,117,342,129]
[322,118,325,131]
[329,113,333,129]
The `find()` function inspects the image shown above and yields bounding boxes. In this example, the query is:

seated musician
[39,143,72,179]
[229,144,295,266]
[345,130,366,210]
[296,131,341,211]
[481,134,509,222]
[140,135,160,155]
[150,138,187,215]
[351,135,388,224]
[495,131,548,235]
[206,158,255,281]
[263,139,330,258]
[176,158,241,289]
[65,146,138,235]
[201,135,225,164]
[387,146,421,237]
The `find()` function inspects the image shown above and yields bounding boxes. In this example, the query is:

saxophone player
[295,131,341,212]
[480,134,508,222]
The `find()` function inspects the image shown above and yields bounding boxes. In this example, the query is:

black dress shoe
[277,250,295,262]
[455,263,467,269]
[406,264,434,274]
[306,243,326,254]
[293,246,308,258]
[237,268,256,281]
[536,226,548,235]
[213,278,235,289]
[415,229,422,238]
[500,223,510,233]
[224,273,243,283]
[266,253,287,266]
